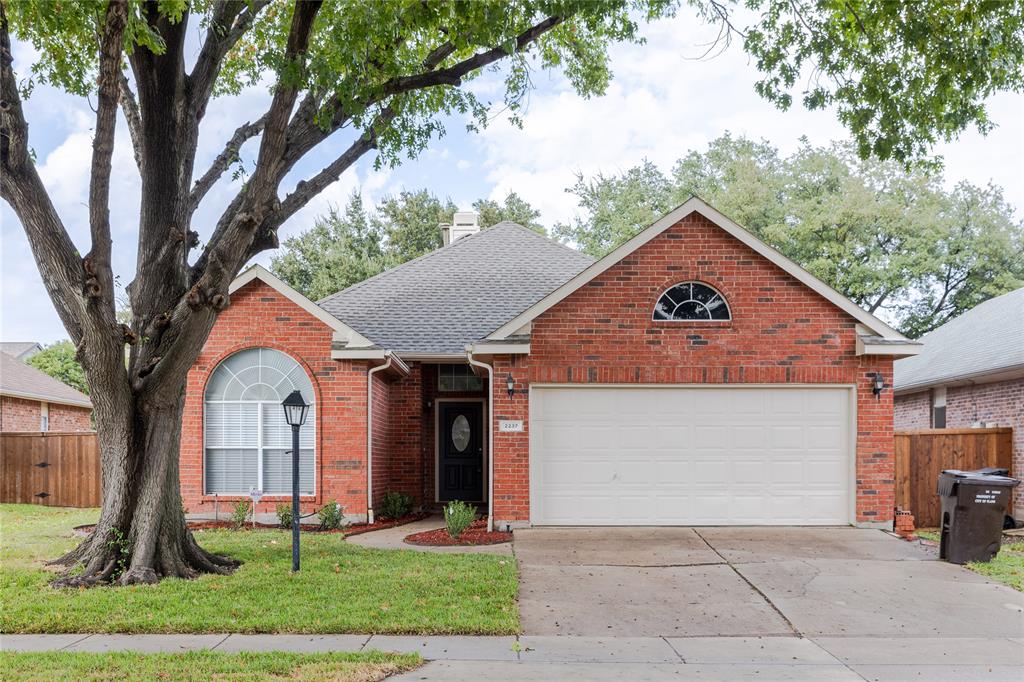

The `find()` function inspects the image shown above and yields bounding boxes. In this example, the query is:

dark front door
[439,402,484,502]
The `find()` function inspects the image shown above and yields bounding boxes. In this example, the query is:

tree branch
[0,5,86,341]
[86,0,129,311]
[118,71,143,168]
[189,0,270,118]
[188,113,266,213]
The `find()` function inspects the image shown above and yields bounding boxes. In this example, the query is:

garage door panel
[531,386,852,526]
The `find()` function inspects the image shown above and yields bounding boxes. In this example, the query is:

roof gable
[486,197,915,351]
[229,265,375,348]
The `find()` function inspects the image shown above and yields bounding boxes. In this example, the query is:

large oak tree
[2,0,1021,586]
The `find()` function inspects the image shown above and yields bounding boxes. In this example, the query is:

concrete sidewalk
[4,633,1022,680]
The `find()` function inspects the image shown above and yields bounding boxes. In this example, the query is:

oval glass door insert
[451,414,471,452]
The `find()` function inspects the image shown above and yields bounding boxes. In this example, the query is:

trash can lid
[939,469,1020,487]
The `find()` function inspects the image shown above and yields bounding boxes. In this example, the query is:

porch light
[872,372,885,399]
[281,390,309,572]
[507,373,516,399]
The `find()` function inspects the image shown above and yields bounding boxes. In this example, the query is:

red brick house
[0,351,92,432]
[180,198,920,529]
[894,287,1023,521]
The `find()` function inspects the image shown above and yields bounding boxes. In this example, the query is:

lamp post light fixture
[282,389,310,572]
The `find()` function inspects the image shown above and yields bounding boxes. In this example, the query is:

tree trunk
[50,381,238,587]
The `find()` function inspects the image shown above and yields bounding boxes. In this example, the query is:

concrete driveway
[514,527,1024,638]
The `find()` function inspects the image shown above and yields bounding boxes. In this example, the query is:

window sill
[650,320,733,329]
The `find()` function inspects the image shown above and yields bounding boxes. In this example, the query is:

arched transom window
[653,282,731,321]
[204,348,315,495]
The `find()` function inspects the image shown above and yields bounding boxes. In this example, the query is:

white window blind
[204,348,315,495]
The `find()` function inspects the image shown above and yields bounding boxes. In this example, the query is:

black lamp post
[282,389,309,572]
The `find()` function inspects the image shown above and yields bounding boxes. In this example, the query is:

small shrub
[444,500,476,538]
[230,499,250,530]
[107,527,130,580]
[380,491,414,520]
[276,503,293,529]
[318,500,345,531]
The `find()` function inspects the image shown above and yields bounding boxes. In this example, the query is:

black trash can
[938,469,1020,564]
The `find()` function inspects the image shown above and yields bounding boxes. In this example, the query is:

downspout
[466,349,494,532]
[366,351,394,525]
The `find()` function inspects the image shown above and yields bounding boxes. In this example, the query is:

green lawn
[0,503,518,634]
[917,529,1024,592]
[0,650,420,682]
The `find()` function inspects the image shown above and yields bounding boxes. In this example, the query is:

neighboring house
[894,287,1024,518]
[180,198,920,528]
[0,351,92,432]
[0,341,42,361]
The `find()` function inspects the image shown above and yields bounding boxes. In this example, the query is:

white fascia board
[230,265,375,348]
[856,338,923,357]
[465,342,530,355]
[487,197,909,342]
[330,349,411,376]
[894,363,1024,395]
[0,389,92,409]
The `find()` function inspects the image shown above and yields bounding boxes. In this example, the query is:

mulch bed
[404,519,512,546]
[73,512,428,537]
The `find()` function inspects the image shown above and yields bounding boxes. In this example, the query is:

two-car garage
[529,385,855,526]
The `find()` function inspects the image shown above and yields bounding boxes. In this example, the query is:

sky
[2,10,1022,344]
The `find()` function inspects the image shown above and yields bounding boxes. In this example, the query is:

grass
[916,529,1024,592]
[0,503,518,634]
[0,650,420,682]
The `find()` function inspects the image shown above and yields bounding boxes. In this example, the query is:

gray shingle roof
[0,341,41,360]
[0,351,92,408]
[318,222,594,354]
[894,287,1024,392]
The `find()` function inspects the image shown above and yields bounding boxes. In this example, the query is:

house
[0,351,92,432]
[180,197,920,529]
[0,341,42,361]
[894,287,1024,520]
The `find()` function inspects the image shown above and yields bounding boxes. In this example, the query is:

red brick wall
[894,390,931,429]
[1,396,41,431]
[180,280,371,519]
[0,396,91,432]
[491,211,897,526]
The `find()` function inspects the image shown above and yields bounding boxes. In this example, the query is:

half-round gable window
[653,282,731,321]
[204,348,315,495]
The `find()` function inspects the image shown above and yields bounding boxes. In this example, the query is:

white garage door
[530,386,853,526]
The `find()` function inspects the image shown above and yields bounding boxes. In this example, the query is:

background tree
[3,0,1021,586]
[554,134,1024,337]
[26,341,89,395]
[274,189,544,300]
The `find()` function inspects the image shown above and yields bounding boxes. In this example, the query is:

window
[39,402,49,432]
[438,364,483,392]
[653,282,731,321]
[931,387,947,429]
[204,348,315,495]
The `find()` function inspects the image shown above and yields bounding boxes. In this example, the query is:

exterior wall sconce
[507,373,519,399]
[872,372,885,399]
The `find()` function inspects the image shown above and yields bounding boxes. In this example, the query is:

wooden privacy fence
[894,427,1013,528]
[0,431,100,507]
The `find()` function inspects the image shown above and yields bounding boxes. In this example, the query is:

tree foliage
[554,134,1024,337]
[26,341,89,395]
[273,189,543,301]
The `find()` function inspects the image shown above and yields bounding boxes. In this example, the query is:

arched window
[204,348,315,495]
[653,282,731,321]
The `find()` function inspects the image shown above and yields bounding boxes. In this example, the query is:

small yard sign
[499,420,524,433]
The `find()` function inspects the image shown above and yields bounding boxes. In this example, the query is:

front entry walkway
[514,526,1024,638]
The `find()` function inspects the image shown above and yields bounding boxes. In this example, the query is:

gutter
[366,351,395,525]
[465,349,495,533]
